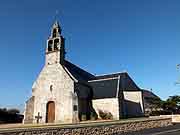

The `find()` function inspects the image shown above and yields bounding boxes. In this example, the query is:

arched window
[54,39,59,50]
[48,40,53,51]
[50,85,53,92]
[53,29,57,38]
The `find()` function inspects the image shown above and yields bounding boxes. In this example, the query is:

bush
[90,112,98,120]
[98,110,113,120]
[149,110,172,116]
[0,108,23,123]
[81,114,87,121]
[7,108,20,114]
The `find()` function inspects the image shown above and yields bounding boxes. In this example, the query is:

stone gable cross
[35,112,42,124]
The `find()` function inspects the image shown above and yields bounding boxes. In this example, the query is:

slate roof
[142,89,160,109]
[89,78,119,99]
[93,72,140,91]
[64,60,95,81]
[142,89,159,99]
[89,73,141,99]
[95,73,121,80]
[64,60,141,99]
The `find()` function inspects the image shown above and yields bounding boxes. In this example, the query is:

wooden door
[46,101,55,123]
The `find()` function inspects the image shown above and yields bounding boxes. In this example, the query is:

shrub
[81,114,87,121]
[149,110,172,116]
[90,112,98,120]
[98,110,113,120]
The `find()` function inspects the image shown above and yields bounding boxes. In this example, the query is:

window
[53,29,57,37]
[54,39,59,51]
[50,85,53,92]
[73,105,78,111]
[48,40,53,51]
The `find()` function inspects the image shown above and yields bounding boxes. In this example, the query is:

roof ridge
[88,77,119,82]
[95,71,127,77]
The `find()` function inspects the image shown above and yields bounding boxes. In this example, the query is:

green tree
[162,100,176,111]
[167,95,180,104]
[7,108,20,114]
[146,97,163,110]
[162,95,180,113]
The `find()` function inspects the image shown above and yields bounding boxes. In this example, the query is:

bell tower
[46,21,65,65]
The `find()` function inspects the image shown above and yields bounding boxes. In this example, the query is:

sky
[0,0,180,111]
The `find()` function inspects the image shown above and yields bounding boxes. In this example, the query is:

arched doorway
[46,101,55,123]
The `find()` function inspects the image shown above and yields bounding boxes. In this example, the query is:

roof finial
[52,10,61,29]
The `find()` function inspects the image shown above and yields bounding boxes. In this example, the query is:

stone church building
[23,21,144,124]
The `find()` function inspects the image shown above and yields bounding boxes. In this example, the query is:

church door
[46,101,55,123]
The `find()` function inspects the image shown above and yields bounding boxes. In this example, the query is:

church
[23,21,144,124]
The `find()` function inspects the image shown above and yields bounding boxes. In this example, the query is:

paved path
[126,124,180,135]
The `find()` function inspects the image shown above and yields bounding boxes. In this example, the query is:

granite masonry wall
[0,118,172,135]
[23,96,35,124]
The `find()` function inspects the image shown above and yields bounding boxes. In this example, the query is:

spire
[51,21,62,38]
[52,20,60,29]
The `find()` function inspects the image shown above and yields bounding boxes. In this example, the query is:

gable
[32,64,74,96]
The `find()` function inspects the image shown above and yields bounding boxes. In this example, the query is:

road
[125,124,180,135]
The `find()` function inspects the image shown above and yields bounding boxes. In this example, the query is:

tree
[0,108,23,124]
[162,100,176,111]
[7,108,20,114]
[162,95,180,114]
[167,95,180,104]
[145,97,163,110]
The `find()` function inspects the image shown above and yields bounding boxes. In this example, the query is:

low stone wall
[0,118,172,135]
[172,115,180,123]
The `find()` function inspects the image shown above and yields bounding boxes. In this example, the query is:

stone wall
[23,96,35,124]
[92,98,119,120]
[1,118,171,135]
[25,62,75,123]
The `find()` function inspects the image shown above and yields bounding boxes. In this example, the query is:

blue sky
[0,0,180,110]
